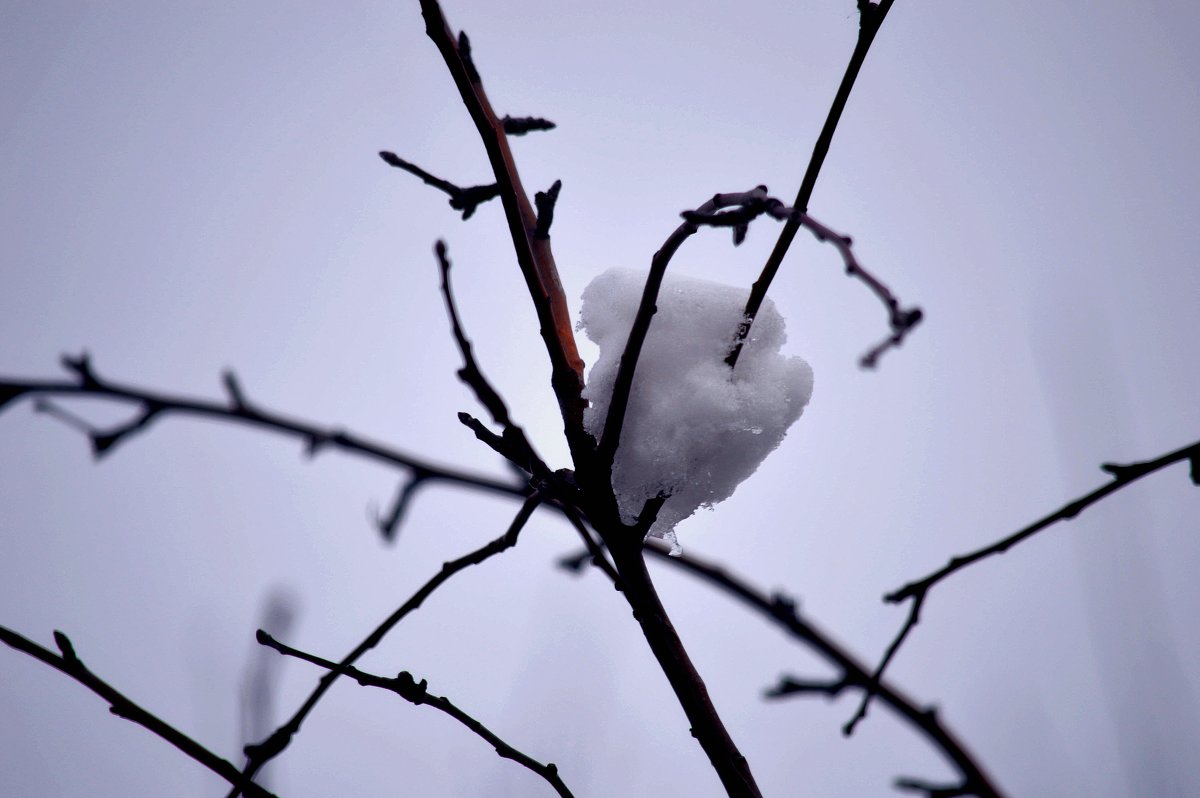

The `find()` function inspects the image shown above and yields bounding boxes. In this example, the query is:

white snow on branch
[579,269,814,547]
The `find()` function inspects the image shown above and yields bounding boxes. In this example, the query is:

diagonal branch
[419,0,589,463]
[0,626,277,798]
[729,0,897,367]
[258,631,574,798]
[640,543,1004,798]
[378,151,499,219]
[849,438,1200,734]
[229,491,542,796]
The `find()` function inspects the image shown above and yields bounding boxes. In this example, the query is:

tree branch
[850,438,1200,735]
[729,0,897,367]
[378,151,499,219]
[419,0,589,463]
[257,631,574,798]
[230,492,543,795]
[639,542,1003,798]
[0,626,277,798]
[0,355,529,541]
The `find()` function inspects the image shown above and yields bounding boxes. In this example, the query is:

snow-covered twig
[0,626,277,798]
[848,439,1200,736]
[257,630,575,798]
[730,0,897,368]
[229,492,543,796]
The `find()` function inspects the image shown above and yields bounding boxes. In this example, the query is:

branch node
[534,179,562,240]
[501,115,557,136]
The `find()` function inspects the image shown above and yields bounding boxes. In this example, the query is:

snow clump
[579,268,814,547]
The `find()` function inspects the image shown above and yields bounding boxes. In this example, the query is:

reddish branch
[258,631,575,798]
[0,626,277,798]
[730,0,898,368]
[846,438,1200,735]
[418,0,590,463]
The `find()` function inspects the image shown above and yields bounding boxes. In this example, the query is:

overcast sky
[2,2,1199,797]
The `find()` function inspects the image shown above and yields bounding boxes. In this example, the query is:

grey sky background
[2,2,1198,796]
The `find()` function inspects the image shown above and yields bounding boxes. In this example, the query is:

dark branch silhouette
[846,438,1200,735]
[730,0,897,368]
[0,626,277,798]
[229,492,542,796]
[501,115,557,136]
[378,151,499,219]
[258,630,574,798]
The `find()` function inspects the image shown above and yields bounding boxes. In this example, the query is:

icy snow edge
[579,268,814,545]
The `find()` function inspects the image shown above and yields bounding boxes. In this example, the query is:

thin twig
[850,439,1200,734]
[258,631,574,798]
[229,492,543,796]
[378,151,499,219]
[0,357,528,539]
[729,0,896,368]
[0,626,277,798]
[436,240,546,476]
[793,212,922,368]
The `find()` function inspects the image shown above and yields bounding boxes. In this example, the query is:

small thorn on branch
[378,152,499,219]
[534,180,562,240]
[502,115,556,136]
[53,630,79,665]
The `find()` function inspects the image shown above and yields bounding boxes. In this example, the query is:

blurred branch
[378,151,499,219]
[0,354,529,541]
[730,0,897,368]
[258,630,575,798]
[638,542,1004,798]
[419,0,590,463]
[231,492,543,795]
[849,438,1200,735]
[0,626,277,798]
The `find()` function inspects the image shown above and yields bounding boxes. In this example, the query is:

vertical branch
[418,0,591,462]
[728,0,896,367]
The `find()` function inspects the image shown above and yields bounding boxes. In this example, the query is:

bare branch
[436,240,546,476]
[378,151,500,219]
[853,439,1200,733]
[374,469,430,542]
[640,542,1003,797]
[0,358,530,536]
[534,179,562,240]
[0,626,277,798]
[894,776,974,798]
[258,631,574,798]
[419,0,589,462]
[730,0,897,367]
[231,492,543,794]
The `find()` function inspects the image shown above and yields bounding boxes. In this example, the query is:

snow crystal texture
[579,268,814,543]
